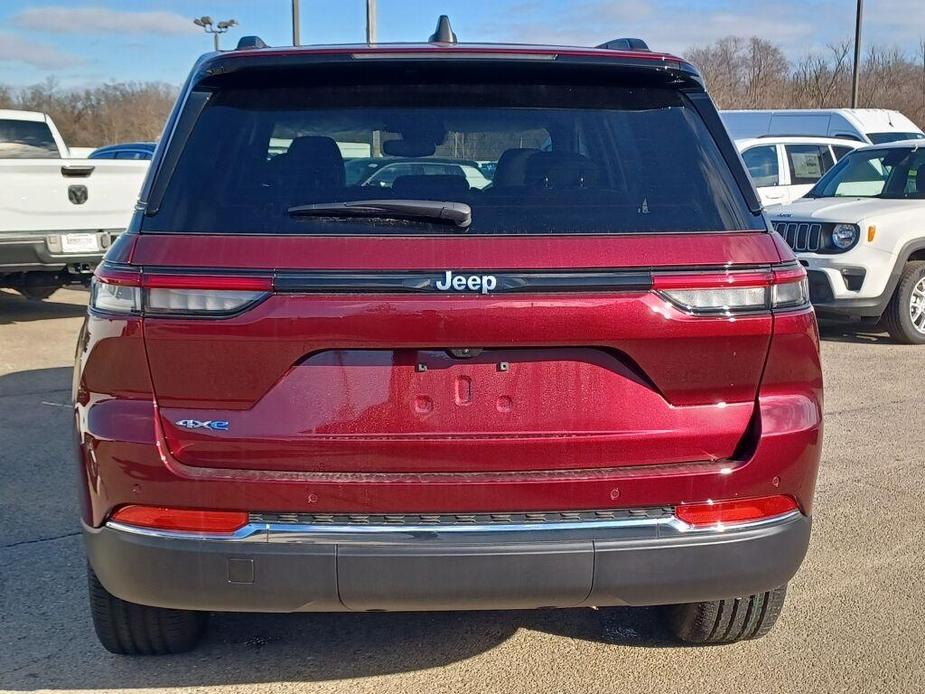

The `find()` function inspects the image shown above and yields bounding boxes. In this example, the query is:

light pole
[192,16,238,51]
[292,0,300,46]
[367,0,380,155]
[366,0,377,44]
[851,0,863,108]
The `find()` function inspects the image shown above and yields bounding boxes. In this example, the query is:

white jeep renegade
[769,140,925,343]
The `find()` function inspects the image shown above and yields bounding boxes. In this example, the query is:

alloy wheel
[910,276,925,334]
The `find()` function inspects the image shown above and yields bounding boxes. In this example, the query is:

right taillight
[91,265,271,317]
[654,265,809,315]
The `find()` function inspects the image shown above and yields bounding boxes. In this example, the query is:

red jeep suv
[74,24,823,655]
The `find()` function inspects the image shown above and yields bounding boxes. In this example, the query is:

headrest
[391,174,470,198]
[492,148,541,187]
[912,163,925,197]
[278,135,344,188]
[524,151,600,188]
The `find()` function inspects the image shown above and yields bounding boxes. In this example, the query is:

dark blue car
[89,142,156,160]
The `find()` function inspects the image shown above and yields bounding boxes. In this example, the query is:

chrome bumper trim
[105,510,803,546]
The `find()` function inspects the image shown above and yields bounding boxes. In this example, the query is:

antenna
[596,38,650,51]
[428,15,457,44]
[236,35,268,50]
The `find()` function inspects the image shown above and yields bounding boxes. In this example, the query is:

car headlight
[831,224,859,250]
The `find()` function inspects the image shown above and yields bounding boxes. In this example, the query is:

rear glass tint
[0,118,59,159]
[144,82,762,235]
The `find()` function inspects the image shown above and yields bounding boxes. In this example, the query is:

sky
[0,0,923,88]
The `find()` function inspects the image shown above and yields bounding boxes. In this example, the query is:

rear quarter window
[143,79,762,235]
[742,145,780,187]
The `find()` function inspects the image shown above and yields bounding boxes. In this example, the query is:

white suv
[737,136,863,207]
[768,140,925,343]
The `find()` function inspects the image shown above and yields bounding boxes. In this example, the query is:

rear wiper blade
[287,199,471,229]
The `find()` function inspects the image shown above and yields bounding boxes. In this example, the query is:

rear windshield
[144,82,761,235]
[0,118,59,159]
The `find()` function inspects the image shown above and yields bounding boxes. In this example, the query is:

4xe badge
[435,270,498,294]
[175,419,230,432]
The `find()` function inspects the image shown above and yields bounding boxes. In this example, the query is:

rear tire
[88,566,207,655]
[882,261,925,345]
[664,585,787,644]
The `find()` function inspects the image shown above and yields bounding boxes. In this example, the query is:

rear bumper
[84,511,810,612]
[0,230,115,274]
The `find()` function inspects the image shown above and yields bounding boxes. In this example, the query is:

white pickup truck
[0,109,148,299]
[769,140,925,343]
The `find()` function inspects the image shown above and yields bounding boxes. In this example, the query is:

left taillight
[91,266,143,315]
[92,278,143,314]
[91,265,272,317]
[110,505,248,533]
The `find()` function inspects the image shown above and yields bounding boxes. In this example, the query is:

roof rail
[236,35,268,50]
[428,15,458,44]
[596,38,650,52]
[755,133,866,141]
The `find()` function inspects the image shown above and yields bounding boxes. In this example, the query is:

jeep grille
[773,221,823,252]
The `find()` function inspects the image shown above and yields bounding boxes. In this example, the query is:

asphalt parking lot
[1,286,923,694]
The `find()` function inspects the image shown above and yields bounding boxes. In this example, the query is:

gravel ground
[1,287,923,694]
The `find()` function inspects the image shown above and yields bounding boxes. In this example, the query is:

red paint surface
[74,231,823,526]
[158,347,755,473]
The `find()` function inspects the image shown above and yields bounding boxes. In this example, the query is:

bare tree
[688,36,925,131]
[919,40,925,124]
[688,36,790,109]
[792,42,851,108]
[862,46,912,106]
[744,37,790,108]
[688,37,747,106]
[0,80,177,146]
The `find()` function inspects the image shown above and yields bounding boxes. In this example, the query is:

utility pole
[851,0,863,108]
[366,0,377,44]
[192,16,238,51]
[292,0,300,46]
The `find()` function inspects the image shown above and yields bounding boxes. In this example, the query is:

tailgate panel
[143,232,780,475]
[159,347,754,473]
[0,159,147,232]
